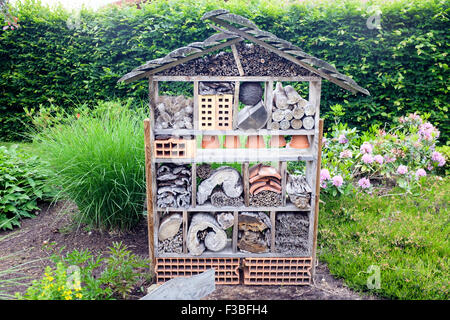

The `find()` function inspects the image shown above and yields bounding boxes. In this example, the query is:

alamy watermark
[366,265,381,290]
[366,6,382,30]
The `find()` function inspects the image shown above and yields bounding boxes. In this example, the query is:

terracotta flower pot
[269,135,286,148]
[224,135,241,149]
[201,135,220,149]
[289,135,310,149]
[245,135,266,149]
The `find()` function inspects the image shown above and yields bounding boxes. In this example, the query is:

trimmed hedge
[1,0,448,141]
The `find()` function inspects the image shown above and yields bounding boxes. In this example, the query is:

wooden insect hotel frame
[119,9,369,286]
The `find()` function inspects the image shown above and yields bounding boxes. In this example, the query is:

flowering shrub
[321,107,446,195]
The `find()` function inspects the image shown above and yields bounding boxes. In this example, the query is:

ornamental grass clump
[33,100,146,230]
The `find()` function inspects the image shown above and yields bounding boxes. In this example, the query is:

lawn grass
[319,176,449,300]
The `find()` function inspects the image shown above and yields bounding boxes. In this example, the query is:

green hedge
[1,0,448,141]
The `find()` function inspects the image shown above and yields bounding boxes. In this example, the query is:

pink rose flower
[332,175,344,187]
[362,153,374,164]
[358,177,371,189]
[373,155,384,164]
[397,165,408,175]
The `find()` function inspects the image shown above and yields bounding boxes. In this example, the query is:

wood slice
[187,213,227,256]
[292,105,305,119]
[269,121,280,130]
[290,119,303,130]
[284,85,302,104]
[302,116,315,130]
[304,103,316,116]
[283,109,293,121]
[272,109,285,122]
[279,119,291,130]
[158,213,183,241]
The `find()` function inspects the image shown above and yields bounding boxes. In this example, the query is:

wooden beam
[144,118,155,273]
[311,119,324,277]
[242,162,250,206]
[270,211,276,253]
[231,44,244,76]
[209,17,359,94]
[232,210,238,253]
[152,75,320,82]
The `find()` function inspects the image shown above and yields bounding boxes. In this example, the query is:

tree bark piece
[158,213,183,241]
[275,212,309,256]
[286,174,312,209]
[284,85,302,104]
[197,166,243,205]
[273,82,289,110]
[187,213,228,256]
[238,212,271,253]
[216,212,234,229]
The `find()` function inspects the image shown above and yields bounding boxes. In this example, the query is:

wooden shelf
[156,240,311,258]
[152,75,320,82]
[156,202,311,212]
[154,129,316,136]
[153,147,314,163]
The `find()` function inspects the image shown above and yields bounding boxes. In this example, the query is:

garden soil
[0,201,378,300]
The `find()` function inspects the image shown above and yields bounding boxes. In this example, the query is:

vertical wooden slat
[232,210,238,253]
[191,163,196,208]
[270,211,276,253]
[242,162,250,206]
[193,80,199,131]
[280,161,287,206]
[311,119,324,277]
[265,80,274,129]
[182,210,188,254]
[144,119,155,272]
[232,81,240,130]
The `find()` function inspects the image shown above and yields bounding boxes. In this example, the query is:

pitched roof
[118,9,369,95]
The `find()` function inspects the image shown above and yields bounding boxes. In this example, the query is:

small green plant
[0,144,55,230]
[33,99,146,230]
[17,242,151,300]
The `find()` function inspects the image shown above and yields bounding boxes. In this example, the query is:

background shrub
[33,99,146,230]
[0,144,55,230]
[0,0,448,141]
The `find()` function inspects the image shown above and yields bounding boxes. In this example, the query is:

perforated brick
[215,95,233,130]
[155,257,241,285]
[198,95,215,130]
[198,94,233,130]
[243,257,312,285]
[153,138,196,159]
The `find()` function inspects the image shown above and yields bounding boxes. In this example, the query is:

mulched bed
[0,201,377,300]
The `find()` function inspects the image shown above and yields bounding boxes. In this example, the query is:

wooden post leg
[311,119,324,277]
[144,119,155,274]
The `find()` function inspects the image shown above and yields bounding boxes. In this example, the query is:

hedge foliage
[1,0,448,141]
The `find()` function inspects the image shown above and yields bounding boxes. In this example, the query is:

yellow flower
[75,293,83,299]
[65,295,73,300]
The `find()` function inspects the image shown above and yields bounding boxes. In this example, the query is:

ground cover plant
[319,176,449,300]
[16,242,151,300]
[31,99,146,230]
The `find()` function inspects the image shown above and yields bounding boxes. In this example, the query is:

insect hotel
[119,9,369,285]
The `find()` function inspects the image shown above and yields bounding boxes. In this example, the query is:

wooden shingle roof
[118,9,369,95]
